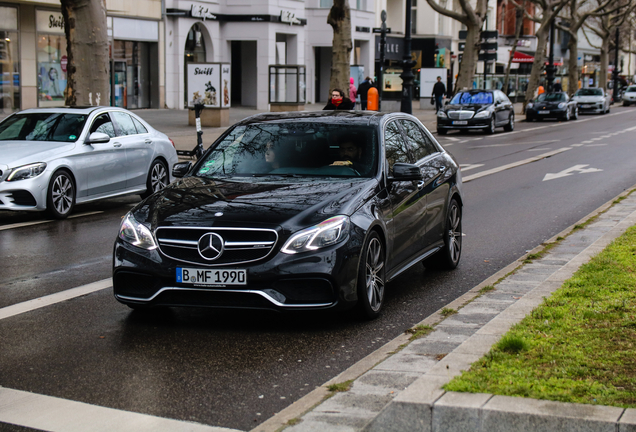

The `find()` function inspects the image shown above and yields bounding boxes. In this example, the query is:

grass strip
[445,225,636,408]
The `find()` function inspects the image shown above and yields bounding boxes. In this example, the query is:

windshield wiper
[252,173,303,178]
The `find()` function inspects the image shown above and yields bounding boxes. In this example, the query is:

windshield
[626,86,636,93]
[575,88,603,96]
[195,122,379,178]
[0,113,88,142]
[450,92,493,105]
[537,93,565,102]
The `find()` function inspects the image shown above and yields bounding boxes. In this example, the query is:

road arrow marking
[543,164,603,181]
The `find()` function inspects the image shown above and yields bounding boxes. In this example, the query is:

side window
[111,111,138,136]
[500,91,511,104]
[398,119,438,161]
[89,113,116,138]
[132,116,148,134]
[385,121,413,171]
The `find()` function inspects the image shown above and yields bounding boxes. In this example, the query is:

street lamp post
[612,27,620,102]
[546,18,556,92]
[400,0,416,114]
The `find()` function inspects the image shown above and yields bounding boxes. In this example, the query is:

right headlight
[526,103,534,109]
[437,111,447,118]
[282,215,350,254]
[119,212,157,250]
[473,110,491,119]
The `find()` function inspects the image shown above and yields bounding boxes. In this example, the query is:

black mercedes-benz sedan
[436,89,514,135]
[113,111,463,319]
[525,92,578,121]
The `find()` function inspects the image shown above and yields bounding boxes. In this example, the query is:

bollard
[367,87,379,111]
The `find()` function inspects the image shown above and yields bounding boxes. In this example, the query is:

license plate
[177,267,247,286]
[538,110,550,114]
[452,121,468,125]
[581,104,592,108]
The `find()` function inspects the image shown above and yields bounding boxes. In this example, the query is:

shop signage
[280,10,301,25]
[375,36,404,61]
[191,4,217,21]
[36,10,65,34]
[187,63,231,108]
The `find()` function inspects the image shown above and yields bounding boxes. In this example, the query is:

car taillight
[169,138,175,148]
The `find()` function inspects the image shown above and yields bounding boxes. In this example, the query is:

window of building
[0,6,19,113]
[36,10,67,107]
[320,0,334,7]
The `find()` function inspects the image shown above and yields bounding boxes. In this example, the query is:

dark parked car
[113,111,463,319]
[436,89,514,135]
[525,92,578,121]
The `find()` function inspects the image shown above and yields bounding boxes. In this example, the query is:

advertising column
[36,10,67,107]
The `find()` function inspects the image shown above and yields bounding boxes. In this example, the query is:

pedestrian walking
[357,77,373,110]
[349,78,357,109]
[323,89,355,110]
[553,80,562,92]
[432,76,446,113]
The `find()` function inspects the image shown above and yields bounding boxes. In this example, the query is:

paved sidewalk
[251,190,636,432]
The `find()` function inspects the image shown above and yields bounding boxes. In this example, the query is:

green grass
[479,285,496,294]
[327,380,353,393]
[445,225,636,408]
[406,324,434,341]
[441,307,457,317]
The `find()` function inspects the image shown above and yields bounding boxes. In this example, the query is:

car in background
[525,92,578,121]
[622,85,636,106]
[0,107,178,219]
[113,111,463,319]
[572,88,611,114]
[436,89,514,135]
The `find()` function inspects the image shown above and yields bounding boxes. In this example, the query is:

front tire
[562,109,570,122]
[572,106,578,120]
[484,116,496,134]
[357,232,386,320]
[46,170,75,219]
[140,159,169,199]
[424,198,462,270]
[503,113,514,131]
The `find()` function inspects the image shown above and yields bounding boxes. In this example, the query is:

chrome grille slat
[156,226,278,266]
[447,110,474,120]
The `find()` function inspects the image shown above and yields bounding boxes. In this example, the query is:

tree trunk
[599,35,610,90]
[503,3,526,94]
[327,0,352,99]
[60,0,109,106]
[524,24,550,106]
[567,33,579,96]
[456,23,481,91]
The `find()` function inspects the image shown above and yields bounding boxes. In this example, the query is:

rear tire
[140,159,169,199]
[357,232,386,320]
[46,170,75,219]
[424,198,462,270]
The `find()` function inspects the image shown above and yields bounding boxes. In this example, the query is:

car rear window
[195,122,379,178]
[0,113,88,142]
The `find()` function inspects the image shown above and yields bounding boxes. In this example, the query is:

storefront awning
[511,51,534,63]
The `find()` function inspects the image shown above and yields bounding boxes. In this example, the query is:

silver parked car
[571,88,611,114]
[622,85,636,106]
[0,107,178,218]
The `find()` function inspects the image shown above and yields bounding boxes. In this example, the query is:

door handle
[113,142,122,148]
[144,139,152,144]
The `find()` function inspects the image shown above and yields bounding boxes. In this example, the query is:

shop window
[0,30,19,113]
[37,34,67,106]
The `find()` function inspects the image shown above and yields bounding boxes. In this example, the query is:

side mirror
[86,132,110,144]
[389,163,423,182]
[172,161,192,178]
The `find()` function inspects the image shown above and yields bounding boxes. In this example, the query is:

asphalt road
[2,107,636,431]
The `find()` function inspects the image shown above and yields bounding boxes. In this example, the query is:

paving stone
[452,334,501,356]
[374,351,438,373]
[423,328,473,344]
[315,392,394,415]
[406,340,462,357]
[439,313,498,328]
[460,300,512,315]
[425,352,482,379]
[287,419,358,432]
[354,370,421,392]
[475,317,518,336]
[505,272,551,283]
[619,408,636,432]
[433,392,493,432]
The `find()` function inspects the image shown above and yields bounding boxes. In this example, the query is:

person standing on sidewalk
[432,76,446,113]
[357,77,373,110]
[323,89,355,110]
[349,78,357,109]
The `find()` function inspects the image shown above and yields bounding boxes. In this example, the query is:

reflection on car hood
[573,96,604,102]
[446,104,489,112]
[0,141,76,168]
[133,175,379,231]
[532,101,564,107]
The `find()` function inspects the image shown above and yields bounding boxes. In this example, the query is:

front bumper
[576,102,604,113]
[0,173,49,212]
[526,108,567,118]
[437,117,491,129]
[112,231,363,312]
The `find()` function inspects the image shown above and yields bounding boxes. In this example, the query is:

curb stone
[275,189,636,432]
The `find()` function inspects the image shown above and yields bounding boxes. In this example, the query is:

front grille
[9,190,37,206]
[113,271,163,298]
[156,227,278,266]
[447,110,474,120]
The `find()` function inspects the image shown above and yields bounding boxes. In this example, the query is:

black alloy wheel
[357,231,386,320]
[424,198,462,270]
[484,116,496,134]
[572,106,578,120]
[563,108,570,121]
[141,159,169,199]
[503,113,514,131]
[46,170,75,219]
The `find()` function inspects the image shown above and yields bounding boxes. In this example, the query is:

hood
[445,103,491,113]
[573,95,604,102]
[132,176,379,231]
[0,141,76,170]
[532,100,565,107]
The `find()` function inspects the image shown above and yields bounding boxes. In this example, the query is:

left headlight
[119,212,157,250]
[473,110,491,119]
[558,102,566,109]
[6,163,47,182]
[282,215,350,254]
[437,111,447,118]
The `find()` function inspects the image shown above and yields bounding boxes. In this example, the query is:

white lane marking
[0,387,239,432]
[459,164,485,172]
[463,147,571,183]
[585,143,608,147]
[582,141,594,144]
[0,220,52,231]
[0,279,112,320]
[571,144,584,147]
[69,211,104,219]
[441,136,461,142]
[526,148,553,151]
[543,164,603,181]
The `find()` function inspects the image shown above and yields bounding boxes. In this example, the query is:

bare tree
[503,0,527,94]
[424,0,488,91]
[328,0,353,98]
[60,0,109,106]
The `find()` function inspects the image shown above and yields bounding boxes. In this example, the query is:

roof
[235,110,390,126]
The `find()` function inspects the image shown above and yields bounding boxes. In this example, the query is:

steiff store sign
[36,10,65,34]
[187,63,232,108]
